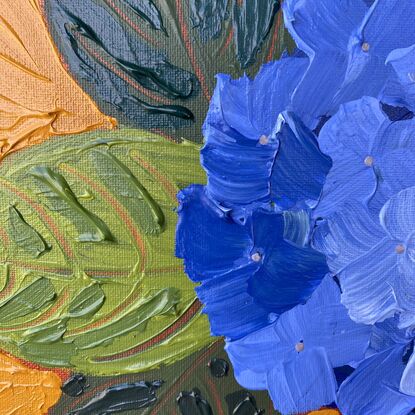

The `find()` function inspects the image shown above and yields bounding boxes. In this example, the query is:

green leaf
[41,0,294,142]
[8,205,50,257]
[0,129,212,375]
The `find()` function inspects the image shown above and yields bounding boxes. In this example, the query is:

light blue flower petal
[312,201,386,272]
[380,186,415,241]
[401,348,415,396]
[201,56,308,208]
[267,347,337,415]
[176,184,252,281]
[273,275,371,367]
[383,44,415,111]
[248,210,328,314]
[270,112,332,210]
[340,238,399,324]
[337,345,415,415]
[315,97,385,218]
[370,119,415,212]
[283,0,415,129]
[225,276,371,402]
[394,233,415,314]
[282,0,368,57]
[225,323,278,390]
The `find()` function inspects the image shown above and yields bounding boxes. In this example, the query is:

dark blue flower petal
[337,345,415,415]
[248,210,328,314]
[195,265,270,339]
[201,56,308,208]
[270,112,332,210]
[176,184,252,281]
[267,347,337,414]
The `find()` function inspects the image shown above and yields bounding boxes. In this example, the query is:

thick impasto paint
[2,0,415,414]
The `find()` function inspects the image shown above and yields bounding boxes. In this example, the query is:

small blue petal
[270,112,332,210]
[315,97,385,218]
[312,201,385,272]
[267,347,337,415]
[337,345,415,415]
[248,210,328,314]
[201,56,309,209]
[282,0,368,57]
[383,44,415,112]
[196,265,269,339]
[176,184,251,281]
[340,238,399,324]
[401,349,415,396]
[380,186,415,241]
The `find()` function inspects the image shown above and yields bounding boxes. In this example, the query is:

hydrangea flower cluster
[176,0,415,414]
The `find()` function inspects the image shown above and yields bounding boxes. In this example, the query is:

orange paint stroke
[307,409,341,415]
[267,11,282,62]
[0,179,74,258]
[0,0,115,160]
[0,351,62,414]
[175,0,211,101]
[219,27,234,56]
[0,268,16,301]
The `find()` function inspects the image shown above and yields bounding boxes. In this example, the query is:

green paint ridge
[8,205,50,257]
[30,166,115,242]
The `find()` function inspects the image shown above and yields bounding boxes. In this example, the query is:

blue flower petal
[340,238,399,324]
[282,0,368,57]
[270,112,332,210]
[225,323,278,390]
[315,97,385,218]
[267,347,337,415]
[175,184,252,281]
[380,186,415,241]
[401,348,415,396]
[226,276,371,410]
[201,56,308,209]
[195,265,270,339]
[248,210,329,314]
[382,44,415,112]
[273,275,371,367]
[337,345,415,415]
[312,201,385,272]
[369,317,411,355]
[283,1,415,129]
[370,119,415,212]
